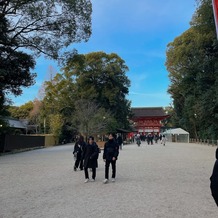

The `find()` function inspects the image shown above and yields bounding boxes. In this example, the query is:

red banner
[213,0,218,39]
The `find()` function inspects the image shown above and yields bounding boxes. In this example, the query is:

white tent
[162,128,189,143]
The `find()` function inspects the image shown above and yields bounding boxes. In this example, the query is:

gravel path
[0,141,217,218]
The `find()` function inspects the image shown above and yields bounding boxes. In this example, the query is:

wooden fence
[190,138,218,146]
[0,134,56,153]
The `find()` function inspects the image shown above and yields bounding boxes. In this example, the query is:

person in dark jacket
[103,133,119,184]
[117,134,123,150]
[73,136,86,171]
[210,147,218,206]
[83,136,99,183]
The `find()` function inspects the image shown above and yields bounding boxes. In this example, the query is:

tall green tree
[49,114,64,144]
[0,0,92,115]
[41,71,78,138]
[165,0,218,139]
[0,16,36,112]
[43,70,77,118]
[41,51,131,140]
[63,51,132,129]
[8,101,34,119]
[162,106,176,128]
[0,0,92,59]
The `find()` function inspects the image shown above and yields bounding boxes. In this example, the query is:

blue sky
[11,0,197,107]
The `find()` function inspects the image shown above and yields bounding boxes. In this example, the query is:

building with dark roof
[1,117,27,130]
[131,107,169,133]
[1,117,39,134]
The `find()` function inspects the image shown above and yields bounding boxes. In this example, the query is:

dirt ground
[0,141,217,218]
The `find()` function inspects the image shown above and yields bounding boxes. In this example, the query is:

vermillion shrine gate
[130,107,169,134]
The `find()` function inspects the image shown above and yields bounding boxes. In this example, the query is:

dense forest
[165,0,218,139]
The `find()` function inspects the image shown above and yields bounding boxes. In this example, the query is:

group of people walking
[73,132,218,206]
[134,133,167,146]
[73,133,119,184]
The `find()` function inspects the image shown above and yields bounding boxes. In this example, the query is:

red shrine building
[130,107,169,134]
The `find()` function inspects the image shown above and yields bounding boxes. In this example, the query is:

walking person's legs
[111,160,116,180]
[105,160,110,179]
[103,160,110,183]
[79,159,83,170]
[92,168,96,180]
[84,168,89,183]
[74,158,79,170]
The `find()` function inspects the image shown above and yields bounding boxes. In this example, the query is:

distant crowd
[132,133,166,146]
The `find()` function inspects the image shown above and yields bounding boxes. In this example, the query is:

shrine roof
[131,107,168,118]
[0,116,27,129]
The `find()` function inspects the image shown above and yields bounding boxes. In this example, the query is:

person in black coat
[73,136,86,171]
[117,134,123,150]
[103,133,119,183]
[83,136,99,183]
[210,147,218,206]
